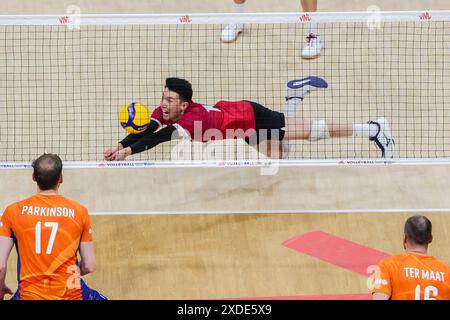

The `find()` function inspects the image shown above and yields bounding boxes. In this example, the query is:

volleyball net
[0,11,449,168]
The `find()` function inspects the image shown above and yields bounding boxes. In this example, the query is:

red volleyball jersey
[151,100,256,142]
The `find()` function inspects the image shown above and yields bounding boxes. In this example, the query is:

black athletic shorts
[244,100,286,145]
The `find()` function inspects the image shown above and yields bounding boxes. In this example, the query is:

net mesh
[0,14,449,163]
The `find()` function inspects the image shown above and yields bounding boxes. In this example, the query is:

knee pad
[308,120,330,142]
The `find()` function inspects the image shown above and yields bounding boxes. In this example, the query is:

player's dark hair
[404,215,432,245]
[165,77,193,102]
[32,153,63,190]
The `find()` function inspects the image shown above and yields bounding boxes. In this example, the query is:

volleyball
[119,102,151,134]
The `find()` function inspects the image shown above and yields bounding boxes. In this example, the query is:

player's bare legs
[221,0,245,42]
[283,76,327,156]
[284,118,352,140]
[283,116,394,159]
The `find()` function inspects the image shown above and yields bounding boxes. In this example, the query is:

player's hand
[104,148,115,160]
[104,144,124,161]
[111,147,132,161]
[0,285,13,300]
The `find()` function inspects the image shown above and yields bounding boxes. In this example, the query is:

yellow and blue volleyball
[119,102,151,134]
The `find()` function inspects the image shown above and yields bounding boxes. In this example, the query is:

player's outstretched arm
[120,120,160,148]
[104,120,160,160]
[0,236,14,300]
[109,125,178,161]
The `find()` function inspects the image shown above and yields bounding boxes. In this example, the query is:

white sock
[352,123,379,138]
[234,2,245,13]
[285,98,302,117]
[308,22,319,36]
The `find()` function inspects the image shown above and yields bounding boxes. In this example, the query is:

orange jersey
[372,253,450,300]
[0,194,93,300]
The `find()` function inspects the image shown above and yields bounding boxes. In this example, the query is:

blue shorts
[80,279,108,300]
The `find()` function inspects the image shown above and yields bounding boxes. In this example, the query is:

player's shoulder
[187,101,204,109]
[379,253,407,266]
[4,195,37,213]
[180,101,206,117]
[213,100,251,108]
[57,195,89,213]
[213,100,236,106]
[426,256,450,270]
[383,252,448,267]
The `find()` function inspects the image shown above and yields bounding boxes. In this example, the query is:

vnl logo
[59,16,71,25]
[179,15,192,23]
[419,12,432,20]
[59,5,81,30]
[299,14,311,23]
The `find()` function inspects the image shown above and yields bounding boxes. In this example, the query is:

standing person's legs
[301,0,317,12]
[300,0,322,59]
[221,0,246,43]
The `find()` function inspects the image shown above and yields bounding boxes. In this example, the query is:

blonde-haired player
[372,215,450,300]
[221,0,322,59]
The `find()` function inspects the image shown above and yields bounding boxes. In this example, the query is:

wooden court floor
[5,211,450,299]
[2,0,450,300]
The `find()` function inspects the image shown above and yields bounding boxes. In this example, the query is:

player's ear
[429,235,433,244]
[59,174,63,185]
[180,101,189,113]
[32,173,37,182]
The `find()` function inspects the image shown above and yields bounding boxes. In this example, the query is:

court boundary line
[90,208,450,216]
